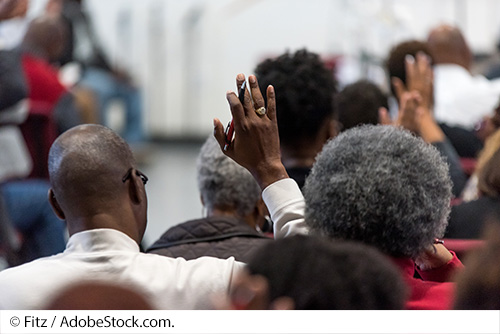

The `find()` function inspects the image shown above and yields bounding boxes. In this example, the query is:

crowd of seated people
[2,0,500,313]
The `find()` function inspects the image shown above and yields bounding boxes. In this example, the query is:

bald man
[0,124,244,309]
[427,24,500,129]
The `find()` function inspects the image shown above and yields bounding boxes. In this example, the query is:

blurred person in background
[386,39,483,159]
[427,24,500,131]
[336,79,388,131]
[47,281,153,309]
[454,223,500,309]
[48,0,144,144]
[446,143,500,239]
[0,0,66,268]
[385,40,467,197]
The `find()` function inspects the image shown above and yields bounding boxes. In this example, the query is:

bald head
[48,124,136,217]
[47,281,153,310]
[427,24,472,70]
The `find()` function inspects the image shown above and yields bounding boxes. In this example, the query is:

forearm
[419,113,445,143]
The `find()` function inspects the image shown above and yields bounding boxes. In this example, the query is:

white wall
[85,0,500,138]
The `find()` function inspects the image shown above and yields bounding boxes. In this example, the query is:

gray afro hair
[197,136,261,216]
[304,125,452,258]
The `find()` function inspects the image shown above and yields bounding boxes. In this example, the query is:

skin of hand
[390,52,445,143]
[213,74,289,190]
[414,243,454,271]
[392,52,433,111]
[0,0,27,21]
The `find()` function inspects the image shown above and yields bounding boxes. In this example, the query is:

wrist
[419,114,445,143]
[253,160,289,190]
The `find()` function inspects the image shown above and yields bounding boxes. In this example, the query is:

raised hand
[213,74,288,190]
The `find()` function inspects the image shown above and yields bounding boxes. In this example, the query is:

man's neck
[280,144,322,169]
[66,212,141,245]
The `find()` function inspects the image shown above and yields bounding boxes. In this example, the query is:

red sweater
[22,53,67,114]
[20,53,67,178]
[392,252,463,310]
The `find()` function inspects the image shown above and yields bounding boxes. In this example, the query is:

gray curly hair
[304,125,452,258]
[197,136,261,217]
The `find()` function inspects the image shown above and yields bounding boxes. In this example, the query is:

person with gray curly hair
[304,125,451,259]
[148,136,271,262]
[214,74,464,309]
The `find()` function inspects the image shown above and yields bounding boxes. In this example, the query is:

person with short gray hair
[197,136,261,219]
[148,136,270,262]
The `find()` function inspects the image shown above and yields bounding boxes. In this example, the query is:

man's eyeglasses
[122,168,148,185]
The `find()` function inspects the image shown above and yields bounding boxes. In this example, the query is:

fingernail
[268,85,274,96]
[249,75,256,84]
[236,73,244,81]
[405,54,415,63]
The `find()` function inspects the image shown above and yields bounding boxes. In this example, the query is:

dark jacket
[147,216,272,263]
[446,196,500,239]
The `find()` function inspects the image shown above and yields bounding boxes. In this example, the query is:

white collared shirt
[433,64,500,129]
[0,228,243,309]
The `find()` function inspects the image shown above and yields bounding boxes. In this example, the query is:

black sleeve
[0,49,27,111]
[432,139,468,198]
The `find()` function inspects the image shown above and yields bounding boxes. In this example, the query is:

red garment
[22,54,67,113]
[392,251,463,310]
[20,53,67,178]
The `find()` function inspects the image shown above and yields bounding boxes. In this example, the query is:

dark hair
[386,40,432,96]
[246,235,406,309]
[255,49,337,147]
[337,80,388,131]
[304,125,452,258]
[478,147,500,197]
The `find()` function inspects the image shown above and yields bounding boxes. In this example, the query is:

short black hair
[247,235,406,309]
[386,40,432,96]
[255,49,337,148]
[337,80,388,131]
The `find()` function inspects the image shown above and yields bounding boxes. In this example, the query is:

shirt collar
[65,228,141,254]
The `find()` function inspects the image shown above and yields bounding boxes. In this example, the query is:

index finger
[226,90,246,125]
[405,54,416,88]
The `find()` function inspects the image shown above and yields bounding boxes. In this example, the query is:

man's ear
[48,189,65,220]
[254,198,268,231]
[127,169,145,205]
